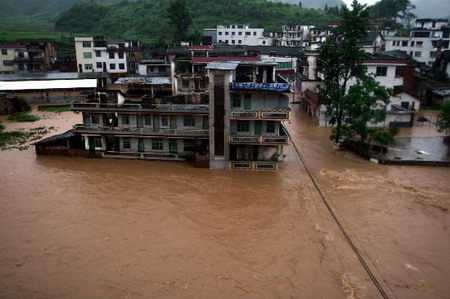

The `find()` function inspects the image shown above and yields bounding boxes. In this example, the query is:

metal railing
[229,134,289,145]
[70,102,209,113]
[230,161,278,170]
[230,109,290,120]
[74,125,209,137]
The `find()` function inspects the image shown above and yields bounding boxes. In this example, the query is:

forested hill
[277,0,345,9]
[0,0,123,18]
[54,0,334,44]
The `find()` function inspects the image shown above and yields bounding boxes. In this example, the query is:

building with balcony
[203,25,273,46]
[75,36,142,77]
[385,18,450,66]
[206,61,291,170]
[0,44,26,74]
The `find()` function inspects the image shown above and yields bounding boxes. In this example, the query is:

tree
[370,0,416,28]
[167,0,192,43]
[324,4,328,12]
[318,0,395,147]
[298,1,302,8]
[436,101,450,136]
[318,0,371,144]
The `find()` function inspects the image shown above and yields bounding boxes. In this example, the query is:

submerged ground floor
[0,104,449,298]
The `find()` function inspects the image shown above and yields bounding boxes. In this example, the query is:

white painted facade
[0,47,24,73]
[75,37,95,73]
[216,25,270,46]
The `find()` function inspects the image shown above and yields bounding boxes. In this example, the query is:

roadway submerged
[0,105,449,298]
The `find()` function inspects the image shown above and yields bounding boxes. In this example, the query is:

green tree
[167,0,192,43]
[436,101,450,136]
[318,0,371,144]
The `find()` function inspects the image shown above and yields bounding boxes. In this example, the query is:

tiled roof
[189,45,212,50]
[363,58,407,65]
[192,56,261,63]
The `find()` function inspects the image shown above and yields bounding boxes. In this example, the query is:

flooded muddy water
[0,105,449,298]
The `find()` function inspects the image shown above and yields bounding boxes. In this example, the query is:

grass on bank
[7,113,41,122]
[38,106,71,113]
[0,122,51,150]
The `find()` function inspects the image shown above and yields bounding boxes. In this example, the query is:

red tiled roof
[189,45,212,50]
[191,56,261,63]
[0,44,27,49]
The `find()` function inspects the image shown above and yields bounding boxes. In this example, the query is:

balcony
[229,161,278,171]
[229,124,289,145]
[70,102,209,114]
[74,125,209,138]
[230,109,290,120]
[231,82,291,92]
[103,151,187,161]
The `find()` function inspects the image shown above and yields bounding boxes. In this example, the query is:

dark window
[144,115,152,126]
[123,138,131,149]
[94,137,102,148]
[3,60,13,66]
[401,41,408,47]
[225,32,229,35]
[110,63,116,70]
[96,62,102,68]
[91,114,99,124]
[109,52,115,59]
[231,94,241,108]
[95,51,101,57]
[18,52,24,58]
[1,49,7,55]
[183,139,195,152]
[152,139,163,150]
[119,63,125,70]
[218,32,222,35]
[122,115,130,125]
[118,52,124,59]
[238,32,242,36]
[376,66,387,77]
[253,32,257,36]
[184,116,195,127]
[246,32,251,36]
[237,120,250,132]
[158,66,166,72]
[266,121,276,133]
[82,41,91,48]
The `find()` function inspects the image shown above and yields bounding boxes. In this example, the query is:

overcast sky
[342,0,378,6]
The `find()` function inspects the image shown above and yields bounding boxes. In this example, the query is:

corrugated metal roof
[0,79,98,91]
[114,77,171,85]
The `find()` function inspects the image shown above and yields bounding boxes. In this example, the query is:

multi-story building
[272,25,315,47]
[385,18,450,66]
[203,25,273,46]
[0,40,56,74]
[0,44,26,74]
[75,36,142,76]
[206,61,291,170]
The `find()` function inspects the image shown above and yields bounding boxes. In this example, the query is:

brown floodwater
[0,105,449,298]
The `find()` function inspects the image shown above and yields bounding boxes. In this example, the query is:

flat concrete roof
[0,72,107,81]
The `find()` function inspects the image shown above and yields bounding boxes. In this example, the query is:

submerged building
[64,60,291,170]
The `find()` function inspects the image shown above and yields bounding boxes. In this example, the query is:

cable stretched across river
[289,136,394,299]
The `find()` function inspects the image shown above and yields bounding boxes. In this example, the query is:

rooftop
[192,56,261,64]
[0,72,107,81]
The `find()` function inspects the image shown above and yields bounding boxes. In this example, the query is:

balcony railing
[230,109,290,120]
[231,82,291,92]
[229,161,278,171]
[229,134,289,145]
[74,125,209,137]
[103,151,187,161]
[70,102,209,114]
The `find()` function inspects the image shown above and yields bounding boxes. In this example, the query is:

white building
[385,18,450,66]
[273,25,315,47]
[215,25,272,46]
[0,44,26,74]
[75,37,141,75]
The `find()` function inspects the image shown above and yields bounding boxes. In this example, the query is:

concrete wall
[75,37,95,72]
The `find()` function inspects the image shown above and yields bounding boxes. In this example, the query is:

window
[232,40,235,44]
[1,49,7,55]
[110,63,116,70]
[182,79,189,88]
[416,41,423,48]
[119,63,125,70]
[262,41,266,45]
[95,50,101,57]
[225,32,229,35]
[128,52,136,57]
[410,41,415,47]
[118,52,124,59]
[430,51,436,58]
[237,121,250,132]
[375,66,387,77]
[158,66,166,72]
[231,31,235,35]
[238,40,242,44]
[253,32,257,36]
[225,40,228,44]
[91,114,99,124]
[94,137,102,148]
[18,52,24,58]
[85,64,93,70]
[183,139,195,152]
[414,51,422,57]
[96,62,102,69]
[83,52,92,59]
[232,94,241,108]
[401,41,408,47]
[184,116,195,127]
[82,41,91,48]
[109,52,115,59]
[238,32,242,36]
[3,60,13,66]
[266,121,276,133]
[246,32,251,36]
[161,115,169,127]
[122,115,130,125]
[152,139,163,150]
[218,32,222,35]
[123,138,131,149]
[144,115,152,126]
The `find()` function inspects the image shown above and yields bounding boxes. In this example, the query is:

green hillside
[54,0,335,45]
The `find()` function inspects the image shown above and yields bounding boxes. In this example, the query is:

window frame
[375,66,387,77]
